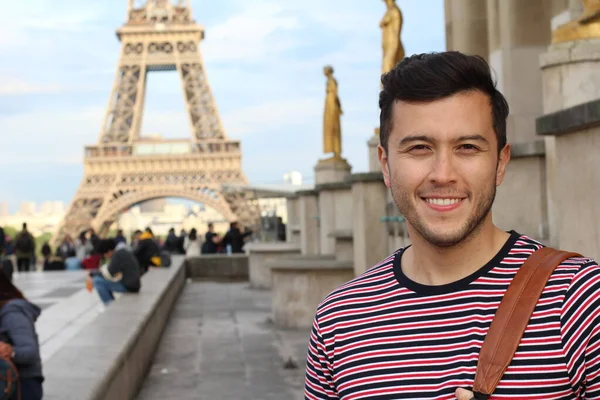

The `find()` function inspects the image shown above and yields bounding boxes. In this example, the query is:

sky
[0,0,445,212]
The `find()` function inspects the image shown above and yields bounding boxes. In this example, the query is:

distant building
[0,201,66,236]
[283,171,303,186]
[19,202,36,216]
[140,198,167,213]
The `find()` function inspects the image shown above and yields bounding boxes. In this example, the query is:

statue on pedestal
[322,65,343,160]
[380,0,405,76]
[552,0,600,44]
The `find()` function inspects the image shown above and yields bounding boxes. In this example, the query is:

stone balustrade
[268,257,354,328]
[245,242,301,289]
[44,257,186,400]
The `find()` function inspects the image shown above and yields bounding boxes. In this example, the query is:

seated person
[134,228,161,274]
[90,239,141,305]
[0,270,43,400]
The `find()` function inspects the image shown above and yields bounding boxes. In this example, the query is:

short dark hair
[379,51,509,153]
[96,238,116,255]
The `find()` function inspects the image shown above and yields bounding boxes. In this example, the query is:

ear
[495,143,511,186]
[378,145,392,189]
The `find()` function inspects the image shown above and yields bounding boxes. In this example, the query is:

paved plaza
[14,270,103,362]
[15,271,311,399]
[138,281,310,400]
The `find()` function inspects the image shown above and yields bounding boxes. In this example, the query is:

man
[221,222,252,254]
[91,238,141,305]
[163,228,179,254]
[14,223,34,273]
[304,52,600,399]
[88,228,100,250]
[202,223,220,254]
[177,229,187,254]
[115,229,127,246]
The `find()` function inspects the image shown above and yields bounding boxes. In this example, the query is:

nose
[428,151,458,185]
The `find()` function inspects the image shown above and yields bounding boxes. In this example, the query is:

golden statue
[380,0,405,76]
[322,65,343,159]
[552,0,600,44]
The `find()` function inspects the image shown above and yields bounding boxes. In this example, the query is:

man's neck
[401,221,510,286]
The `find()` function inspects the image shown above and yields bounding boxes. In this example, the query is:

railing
[85,140,242,159]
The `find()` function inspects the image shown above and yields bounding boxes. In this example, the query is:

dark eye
[459,144,478,151]
[410,145,429,151]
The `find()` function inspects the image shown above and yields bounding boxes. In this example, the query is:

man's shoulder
[555,252,600,285]
[315,251,399,318]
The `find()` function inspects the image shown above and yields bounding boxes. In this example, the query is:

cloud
[0,106,104,165]
[0,77,64,96]
[203,1,301,64]
[223,97,321,137]
[0,0,445,207]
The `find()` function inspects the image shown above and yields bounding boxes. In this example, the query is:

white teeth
[425,198,461,206]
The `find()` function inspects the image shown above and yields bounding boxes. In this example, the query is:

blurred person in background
[56,234,80,270]
[134,228,161,274]
[184,228,201,257]
[89,239,141,306]
[14,223,35,273]
[221,222,252,254]
[201,223,220,254]
[0,270,43,399]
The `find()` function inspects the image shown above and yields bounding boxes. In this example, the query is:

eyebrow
[398,134,490,146]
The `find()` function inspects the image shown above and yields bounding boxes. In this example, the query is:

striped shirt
[304,231,600,399]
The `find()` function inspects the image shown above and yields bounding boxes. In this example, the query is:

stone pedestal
[492,141,548,241]
[350,172,389,275]
[245,243,301,289]
[368,129,381,172]
[445,0,489,58]
[539,39,600,114]
[268,258,354,328]
[538,39,600,253]
[537,100,600,258]
[486,0,552,145]
[316,182,353,256]
[328,230,353,262]
[285,196,301,244]
[297,190,320,255]
[314,157,351,185]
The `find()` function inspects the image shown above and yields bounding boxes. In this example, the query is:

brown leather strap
[473,247,582,396]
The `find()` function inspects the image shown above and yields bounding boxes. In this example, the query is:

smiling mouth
[423,198,464,206]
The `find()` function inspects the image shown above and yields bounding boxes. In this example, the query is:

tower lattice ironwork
[54,0,260,241]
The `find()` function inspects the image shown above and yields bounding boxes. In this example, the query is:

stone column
[538,35,600,254]
[537,99,600,258]
[314,158,351,185]
[350,173,389,276]
[489,0,553,144]
[445,0,489,58]
[317,182,352,256]
[488,0,555,242]
[297,190,320,255]
[285,195,300,244]
[367,132,381,173]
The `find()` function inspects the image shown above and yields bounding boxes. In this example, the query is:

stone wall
[185,254,249,280]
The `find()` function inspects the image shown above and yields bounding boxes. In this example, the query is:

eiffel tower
[54,0,259,241]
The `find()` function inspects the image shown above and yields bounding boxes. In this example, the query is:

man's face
[379,90,510,247]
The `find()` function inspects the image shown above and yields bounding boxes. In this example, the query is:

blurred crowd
[0,221,254,279]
